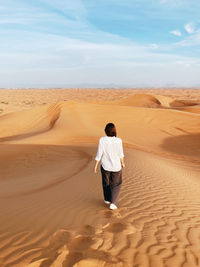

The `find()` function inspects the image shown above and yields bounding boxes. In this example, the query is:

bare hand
[121,163,125,168]
[94,167,97,173]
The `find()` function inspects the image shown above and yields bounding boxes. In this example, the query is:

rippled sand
[0,88,200,267]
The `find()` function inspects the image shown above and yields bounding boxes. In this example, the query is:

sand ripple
[0,90,200,266]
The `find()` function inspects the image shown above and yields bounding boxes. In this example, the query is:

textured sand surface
[0,89,200,267]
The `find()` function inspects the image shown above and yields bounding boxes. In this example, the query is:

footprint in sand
[76,224,96,236]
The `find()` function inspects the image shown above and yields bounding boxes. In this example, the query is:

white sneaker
[109,203,118,210]
[104,200,110,204]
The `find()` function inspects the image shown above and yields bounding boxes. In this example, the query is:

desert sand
[0,88,200,267]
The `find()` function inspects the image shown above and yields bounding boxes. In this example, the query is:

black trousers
[100,165,122,204]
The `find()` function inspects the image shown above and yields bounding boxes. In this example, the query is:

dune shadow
[160,133,200,159]
[0,127,52,142]
[0,143,94,198]
[0,109,60,142]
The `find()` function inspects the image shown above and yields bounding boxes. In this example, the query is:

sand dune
[104,94,162,108]
[0,89,200,267]
[97,93,199,110]
[0,88,199,114]
[174,105,200,114]
[1,99,199,162]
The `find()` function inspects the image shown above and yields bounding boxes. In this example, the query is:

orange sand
[0,88,200,267]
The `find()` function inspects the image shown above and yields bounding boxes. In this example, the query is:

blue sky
[0,0,200,88]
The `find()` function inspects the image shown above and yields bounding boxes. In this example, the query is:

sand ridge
[0,89,200,266]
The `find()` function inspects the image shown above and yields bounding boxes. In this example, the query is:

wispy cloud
[150,44,159,49]
[184,22,195,34]
[175,30,200,46]
[0,0,200,87]
[170,30,182,36]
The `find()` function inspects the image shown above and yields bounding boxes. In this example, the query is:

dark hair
[104,123,117,137]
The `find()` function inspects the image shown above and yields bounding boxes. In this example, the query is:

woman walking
[94,123,125,210]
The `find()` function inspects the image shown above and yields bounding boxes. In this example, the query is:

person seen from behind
[94,123,125,210]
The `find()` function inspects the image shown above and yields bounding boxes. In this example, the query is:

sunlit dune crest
[106,94,162,108]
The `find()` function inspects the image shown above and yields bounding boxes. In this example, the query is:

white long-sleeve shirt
[95,136,124,172]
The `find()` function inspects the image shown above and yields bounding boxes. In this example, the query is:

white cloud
[184,22,195,34]
[150,43,159,49]
[0,30,200,87]
[0,0,200,87]
[42,0,87,20]
[170,30,182,36]
[175,29,200,46]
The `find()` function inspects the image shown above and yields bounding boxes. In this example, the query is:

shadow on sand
[161,133,200,160]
